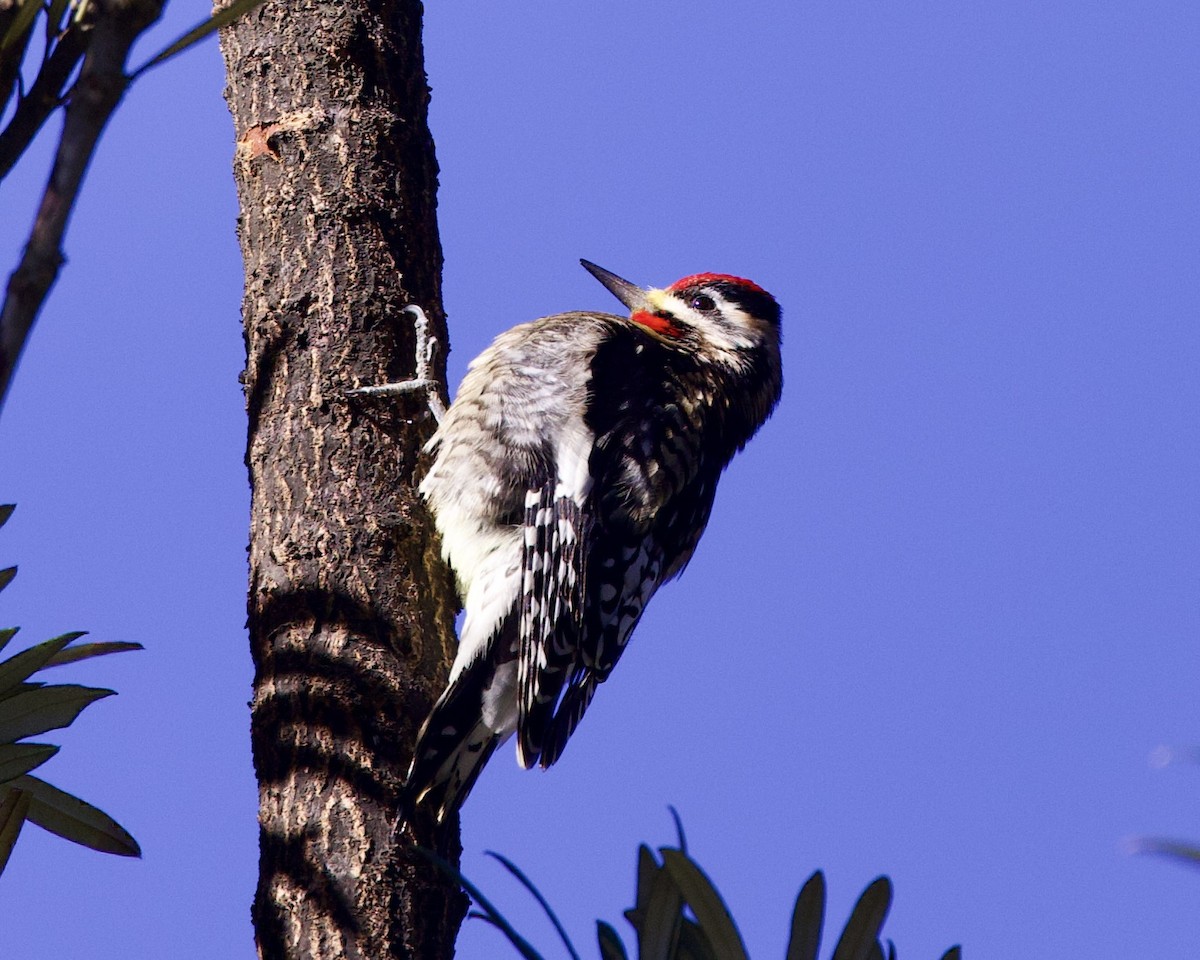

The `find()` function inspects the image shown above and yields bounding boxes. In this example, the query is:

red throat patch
[631,310,683,338]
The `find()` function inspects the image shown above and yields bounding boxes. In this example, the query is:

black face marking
[709,281,781,328]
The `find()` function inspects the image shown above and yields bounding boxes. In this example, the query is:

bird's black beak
[580,260,651,313]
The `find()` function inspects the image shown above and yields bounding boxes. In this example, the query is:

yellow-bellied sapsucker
[404,261,782,822]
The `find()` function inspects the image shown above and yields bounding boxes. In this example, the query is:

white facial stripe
[658,291,761,353]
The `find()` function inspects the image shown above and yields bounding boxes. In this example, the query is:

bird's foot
[347,304,447,423]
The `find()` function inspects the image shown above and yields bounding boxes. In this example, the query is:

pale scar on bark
[238,109,327,162]
[240,123,282,161]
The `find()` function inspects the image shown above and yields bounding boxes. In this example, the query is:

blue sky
[1,1,1198,957]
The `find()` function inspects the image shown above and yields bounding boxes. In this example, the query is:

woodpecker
[404,260,782,823]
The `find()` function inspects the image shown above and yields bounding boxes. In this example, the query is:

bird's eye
[690,294,717,312]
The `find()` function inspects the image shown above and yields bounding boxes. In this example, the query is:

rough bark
[220,2,465,957]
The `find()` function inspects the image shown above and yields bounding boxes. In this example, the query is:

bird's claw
[346,304,447,423]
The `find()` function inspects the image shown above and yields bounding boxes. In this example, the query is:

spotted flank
[540,536,664,767]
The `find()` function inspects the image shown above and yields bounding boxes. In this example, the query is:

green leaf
[0,632,83,697]
[0,681,43,703]
[596,921,628,960]
[787,871,826,960]
[0,505,14,530]
[832,877,892,960]
[631,852,684,960]
[939,948,963,960]
[660,849,749,960]
[44,640,141,668]
[131,0,270,79]
[0,742,58,783]
[668,805,688,854]
[413,847,544,960]
[0,0,40,54]
[0,627,17,656]
[487,850,580,960]
[625,844,661,930]
[0,566,16,593]
[12,775,139,856]
[0,684,113,744]
[468,911,547,959]
[45,0,71,38]
[0,786,32,874]
[676,919,720,960]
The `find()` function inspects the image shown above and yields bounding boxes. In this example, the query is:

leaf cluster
[0,0,267,185]
[0,0,269,409]
[426,811,962,960]
[0,504,141,875]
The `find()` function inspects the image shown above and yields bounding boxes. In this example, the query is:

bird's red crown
[667,273,771,297]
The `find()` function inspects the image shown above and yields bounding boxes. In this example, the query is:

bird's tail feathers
[404,671,504,824]
[538,670,600,769]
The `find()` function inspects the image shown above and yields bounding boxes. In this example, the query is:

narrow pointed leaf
[13,775,139,856]
[0,787,31,874]
[132,0,269,78]
[0,567,16,593]
[413,847,544,960]
[0,0,39,54]
[0,505,13,529]
[660,849,749,960]
[487,850,580,960]
[787,871,826,960]
[596,921,629,960]
[0,742,58,782]
[45,0,70,36]
[625,844,661,929]
[668,805,688,854]
[635,858,685,960]
[0,681,43,703]
[939,947,963,960]
[832,877,892,960]
[0,684,113,743]
[0,632,81,696]
[469,912,546,959]
[44,640,141,668]
[677,919,720,960]
[0,627,17,656]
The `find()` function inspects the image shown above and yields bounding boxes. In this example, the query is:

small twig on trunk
[0,0,162,412]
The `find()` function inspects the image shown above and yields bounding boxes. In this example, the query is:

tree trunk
[220,2,464,957]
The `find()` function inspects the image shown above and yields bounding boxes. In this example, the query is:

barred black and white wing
[533,327,730,768]
[515,482,589,766]
[538,532,664,768]
[539,468,721,768]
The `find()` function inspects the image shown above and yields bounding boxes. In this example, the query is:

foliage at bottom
[430,811,961,960]
[0,504,141,875]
